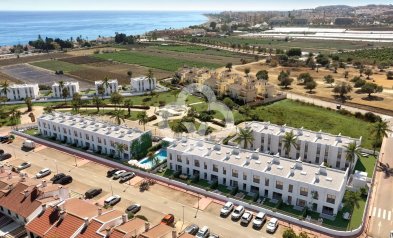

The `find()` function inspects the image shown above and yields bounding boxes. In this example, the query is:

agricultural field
[335,48,393,65]
[59,56,105,65]
[0,71,21,84]
[0,52,67,67]
[31,60,84,73]
[152,44,249,57]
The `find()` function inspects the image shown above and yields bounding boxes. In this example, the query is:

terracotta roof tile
[138,224,173,238]
[26,207,59,237]
[44,213,85,238]
[64,198,101,218]
[96,210,123,223]
[113,218,146,236]
[77,220,104,238]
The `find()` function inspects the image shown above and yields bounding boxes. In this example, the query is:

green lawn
[354,155,377,178]
[93,51,221,71]
[31,60,83,73]
[61,109,141,121]
[153,45,245,57]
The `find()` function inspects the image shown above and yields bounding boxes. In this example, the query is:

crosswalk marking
[371,207,393,221]
[388,211,392,221]
[378,208,382,218]
[383,210,387,219]
[372,207,377,217]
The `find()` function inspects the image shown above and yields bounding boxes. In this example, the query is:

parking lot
[1,136,286,238]
[0,64,92,89]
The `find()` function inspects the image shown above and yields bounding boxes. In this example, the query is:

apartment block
[52,81,80,98]
[130,76,156,92]
[0,83,39,101]
[95,79,118,96]
[245,121,362,170]
[38,112,151,160]
[167,138,348,216]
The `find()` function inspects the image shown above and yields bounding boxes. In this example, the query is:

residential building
[138,223,175,238]
[245,121,362,170]
[38,112,152,160]
[95,79,118,96]
[167,137,348,216]
[110,218,149,238]
[52,82,80,98]
[130,76,157,92]
[0,83,39,101]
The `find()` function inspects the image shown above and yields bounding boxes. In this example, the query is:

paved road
[1,136,285,238]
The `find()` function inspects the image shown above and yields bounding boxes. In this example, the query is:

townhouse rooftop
[52,81,79,86]
[169,138,348,191]
[39,112,146,141]
[131,76,154,81]
[246,121,361,147]
[95,79,118,85]
[5,83,38,88]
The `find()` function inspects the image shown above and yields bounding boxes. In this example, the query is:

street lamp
[194,197,200,218]
[108,180,114,196]
[74,155,78,167]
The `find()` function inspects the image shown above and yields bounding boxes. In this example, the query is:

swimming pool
[137,149,167,168]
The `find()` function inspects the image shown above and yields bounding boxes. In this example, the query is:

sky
[1,0,392,11]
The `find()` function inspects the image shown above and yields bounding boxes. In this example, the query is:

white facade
[52,82,80,98]
[0,83,39,101]
[130,76,156,92]
[95,79,118,96]
[38,112,151,160]
[167,138,348,216]
[245,122,362,170]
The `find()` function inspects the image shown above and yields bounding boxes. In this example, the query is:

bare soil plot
[59,56,105,65]
[65,47,123,56]
[0,71,21,84]
[70,68,129,85]
[149,183,198,207]
[0,53,68,67]
[0,64,93,89]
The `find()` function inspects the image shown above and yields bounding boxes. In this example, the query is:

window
[253,175,260,184]
[336,161,341,168]
[296,199,306,207]
[177,156,182,163]
[169,153,172,160]
[232,169,238,178]
[186,158,189,165]
[265,178,269,186]
[243,173,247,180]
[85,134,89,140]
[223,167,226,175]
[194,160,200,167]
[63,128,66,133]
[288,184,293,193]
[275,181,283,190]
[74,131,78,136]
[300,187,308,197]
[98,137,102,143]
[204,162,207,170]
[326,194,336,204]
[213,164,218,172]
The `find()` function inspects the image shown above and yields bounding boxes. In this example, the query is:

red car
[161,214,175,225]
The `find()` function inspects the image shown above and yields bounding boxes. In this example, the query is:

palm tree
[62,87,69,104]
[282,130,298,157]
[71,93,82,113]
[147,69,154,94]
[103,77,110,95]
[371,120,392,154]
[377,162,393,178]
[343,191,362,228]
[92,96,102,113]
[44,106,54,113]
[25,97,33,112]
[110,109,126,125]
[110,92,124,109]
[114,142,126,159]
[10,108,22,125]
[137,111,149,131]
[97,85,105,99]
[1,80,10,98]
[344,141,361,172]
[234,128,254,149]
[124,99,133,116]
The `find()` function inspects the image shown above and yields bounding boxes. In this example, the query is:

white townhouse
[130,76,156,92]
[38,112,151,160]
[167,138,348,216]
[245,122,362,170]
[0,83,39,101]
[52,81,80,98]
[95,79,119,96]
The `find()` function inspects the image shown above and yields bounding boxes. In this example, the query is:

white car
[195,226,210,238]
[17,162,31,171]
[266,218,278,233]
[240,211,253,225]
[36,168,51,178]
[104,195,121,206]
[252,212,266,228]
[113,170,126,179]
[220,202,234,216]
[231,205,245,220]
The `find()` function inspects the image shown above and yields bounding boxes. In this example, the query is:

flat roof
[131,76,155,82]
[95,79,118,85]
[246,121,361,147]
[4,84,38,88]
[53,82,79,86]
[169,138,347,191]
[38,112,147,142]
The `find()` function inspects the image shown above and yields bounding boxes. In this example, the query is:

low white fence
[12,130,367,237]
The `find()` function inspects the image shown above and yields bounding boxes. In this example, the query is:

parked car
[208,234,219,238]
[252,212,266,229]
[50,173,65,182]
[104,195,121,206]
[17,162,31,171]
[220,201,234,216]
[240,212,253,225]
[0,153,12,161]
[119,172,135,183]
[0,136,9,142]
[195,226,210,238]
[85,188,102,199]
[184,224,199,235]
[125,204,141,214]
[0,149,4,155]
[36,168,51,178]
[22,139,36,149]
[231,205,245,220]
[106,168,119,177]
[161,214,175,225]
[113,170,126,180]
[54,175,73,185]
[266,218,278,233]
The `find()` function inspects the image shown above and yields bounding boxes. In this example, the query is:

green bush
[275,199,283,209]
[210,181,218,190]
[230,186,239,196]
[364,112,381,123]
[173,170,181,178]
[253,193,259,202]
[191,174,199,183]
[127,212,135,219]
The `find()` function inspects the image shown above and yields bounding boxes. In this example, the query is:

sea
[0,11,208,46]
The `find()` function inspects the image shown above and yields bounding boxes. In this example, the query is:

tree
[344,71,349,79]
[286,48,302,57]
[282,130,298,157]
[331,61,339,73]
[147,69,154,93]
[103,77,110,95]
[364,68,373,79]
[44,106,54,113]
[244,67,251,76]
[278,71,293,89]
[97,85,105,99]
[256,70,269,81]
[137,111,149,131]
[305,80,317,93]
[71,93,82,113]
[297,73,313,85]
[0,80,10,98]
[209,21,217,30]
[387,71,393,80]
[92,96,102,112]
[25,97,33,112]
[127,70,133,78]
[114,142,126,159]
[62,87,69,103]
[110,109,126,125]
[124,99,133,116]
[223,97,236,109]
[371,120,392,154]
[282,228,297,238]
[110,92,124,109]
[344,141,361,172]
[333,82,352,102]
[225,63,233,72]
[361,82,383,98]
[234,128,253,149]
[323,75,335,87]
[10,108,22,125]
[344,191,362,217]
